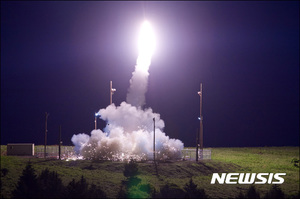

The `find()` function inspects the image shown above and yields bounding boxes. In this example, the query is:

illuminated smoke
[126,68,149,108]
[72,102,183,161]
[126,21,155,108]
[71,21,184,161]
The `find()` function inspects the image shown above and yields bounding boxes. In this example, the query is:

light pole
[153,117,155,163]
[44,112,49,159]
[196,128,199,161]
[110,81,116,105]
[59,125,62,160]
[95,112,100,130]
[197,83,203,160]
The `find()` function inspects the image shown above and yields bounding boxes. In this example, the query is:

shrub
[291,158,299,168]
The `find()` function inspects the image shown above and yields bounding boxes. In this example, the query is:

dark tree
[37,168,64,198]
[12,162,39,198]
[87,183,107,198]
[1,168,8,177]
[264,185,285,199]
[1,168,9,198]
[246,185,260,199]
[151,186,159,199]
[289,191,300,199]
[160,183,186,198]
[65,176,89,198]
[123,158,138,178]
[237,185,261,199]
[117,185,128,199]
[63,175,108,198]
[183,178,207,198]
[236,191,246,199]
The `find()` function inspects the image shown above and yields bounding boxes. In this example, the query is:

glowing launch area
[71,21,184,161]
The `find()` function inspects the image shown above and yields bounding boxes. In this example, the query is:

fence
[181,148,211,160]
[33,146,211,161]
[35,145,75,159]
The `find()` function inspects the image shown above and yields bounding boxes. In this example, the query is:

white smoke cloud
[100,102,164,133]
[71,21,184,161]
[71,102,184,161]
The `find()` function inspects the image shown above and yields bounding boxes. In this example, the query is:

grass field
[1,146,299,198]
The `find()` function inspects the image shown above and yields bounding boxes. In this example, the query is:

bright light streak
[138,21,156,57]
[136,21,156,71]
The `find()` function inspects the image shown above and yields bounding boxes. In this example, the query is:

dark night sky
[1,1,299,147]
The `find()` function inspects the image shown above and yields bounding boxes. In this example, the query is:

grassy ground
[1,146,299,198]
[207,147,299,198]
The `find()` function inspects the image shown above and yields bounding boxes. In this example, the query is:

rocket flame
[136,21,156,72]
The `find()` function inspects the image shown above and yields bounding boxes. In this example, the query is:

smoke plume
[71,21,184,161]
[126,68,149,108]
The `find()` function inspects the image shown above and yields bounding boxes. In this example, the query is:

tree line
[1,159,299,198]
